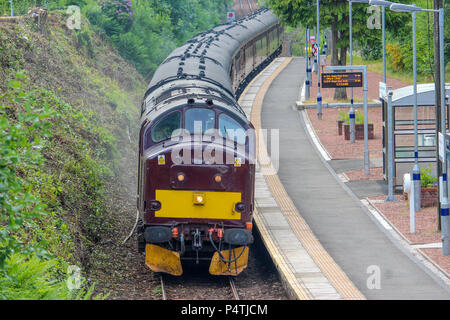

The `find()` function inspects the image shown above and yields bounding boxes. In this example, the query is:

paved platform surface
[260,57,449,299]
[240,58,364,300]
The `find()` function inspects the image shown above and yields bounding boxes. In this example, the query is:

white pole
[316,0,322,119]
[438,7,449,256]
[412,10,422,211]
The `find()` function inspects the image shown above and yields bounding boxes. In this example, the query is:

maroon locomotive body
[137,9,282,276]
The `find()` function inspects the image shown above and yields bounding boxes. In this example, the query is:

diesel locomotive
[137,8,282,276]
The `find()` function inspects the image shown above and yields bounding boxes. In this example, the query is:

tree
[266,0,410,100]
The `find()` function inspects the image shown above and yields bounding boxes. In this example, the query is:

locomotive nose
[169,164,231,191]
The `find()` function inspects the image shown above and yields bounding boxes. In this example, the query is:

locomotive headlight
[150,200,161,211]
[234,202,245,212]
[193,192,206,205]
[177,173,185,182]
[214,174,222,183]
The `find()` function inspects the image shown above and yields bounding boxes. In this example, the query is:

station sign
[227,11,236,22]
[321,72,363,88]
[311,44,317,57]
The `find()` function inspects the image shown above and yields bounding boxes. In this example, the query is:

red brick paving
[368,195,449,275]
[422,249,450,275]
[345,167,384,181]
[304,64,449,275]
[306,107,383,159]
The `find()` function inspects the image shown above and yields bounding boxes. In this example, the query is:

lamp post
[316,0,322,120]
[388,3,421,211]
[327,65,370,174]
[9,0,13,16]
[305,26,311,100]
[368,1,394,201]
[348,0,370,144]
[390,3,448,255]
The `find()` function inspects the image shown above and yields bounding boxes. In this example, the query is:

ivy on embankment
[0,71,115,299]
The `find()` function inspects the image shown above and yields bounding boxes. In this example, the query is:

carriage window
[219,113,246,144]
[185,108,215,134]
[151,111,181,143]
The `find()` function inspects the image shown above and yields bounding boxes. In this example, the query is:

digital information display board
[321,72,363,88]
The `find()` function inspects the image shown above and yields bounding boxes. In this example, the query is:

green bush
[0,71,114,299]
[0,253,97,300]
[421,164,437,188]
[338,110,366,125]
[0,72,54,268]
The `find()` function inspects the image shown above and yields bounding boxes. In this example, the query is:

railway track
[159,274,240,300]
[229,277,240,300]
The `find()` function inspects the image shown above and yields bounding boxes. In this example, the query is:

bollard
[412,166,421,211]
[403,173,415,233]
[349,107,355,143]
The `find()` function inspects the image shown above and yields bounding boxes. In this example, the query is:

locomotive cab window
[185,108,215,134]
[151,111,181,143]
[219,113,246,145]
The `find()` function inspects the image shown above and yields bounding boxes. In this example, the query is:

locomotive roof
[141,9,278,122]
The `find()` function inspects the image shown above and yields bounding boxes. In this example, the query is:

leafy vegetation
[421,164,437,188]
[265,0,448,84]
[0,72,106,299]
[0,0,232,300]
[0,0,232,78]
[338,109,367,125]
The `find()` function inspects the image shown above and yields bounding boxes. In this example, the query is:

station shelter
[382,83,450,189]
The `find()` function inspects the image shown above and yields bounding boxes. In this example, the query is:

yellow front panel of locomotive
[155,190,242,220]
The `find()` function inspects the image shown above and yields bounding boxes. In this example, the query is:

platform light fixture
[368,0,396,201]
[348,0,370,144]
[316,0,322,120]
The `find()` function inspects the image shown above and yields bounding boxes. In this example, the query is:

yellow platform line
[247,57,365,300]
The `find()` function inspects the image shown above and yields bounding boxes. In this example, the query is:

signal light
[177,173,185,182]
[214,175,222,183]
[172,227,179,238]
[245,222,253,232]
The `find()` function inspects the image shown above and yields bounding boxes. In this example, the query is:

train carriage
[137,9,282,276]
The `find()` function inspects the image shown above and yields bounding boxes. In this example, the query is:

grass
[349,54,450,85]
[0,11,145,299]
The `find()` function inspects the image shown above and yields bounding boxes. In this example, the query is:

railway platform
[243,57,450,299]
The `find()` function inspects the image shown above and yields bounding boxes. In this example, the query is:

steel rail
[160,274,167,300]
[229,276,240,300]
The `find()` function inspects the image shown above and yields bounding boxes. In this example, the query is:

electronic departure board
[321,72,363,88]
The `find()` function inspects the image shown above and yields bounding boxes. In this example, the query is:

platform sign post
[316,0,323,120]
[326,65,369,175]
